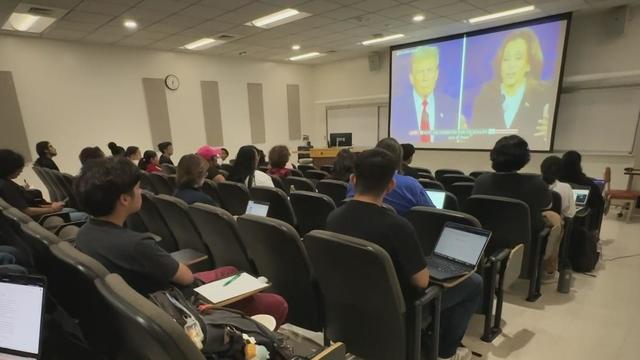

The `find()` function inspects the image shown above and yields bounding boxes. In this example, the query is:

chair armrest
[38,211,71,225]
[488,248,511,264]
[171,249,209,267]
[53,220,87,235]
[414,285,442,307]
[144,232,163,242]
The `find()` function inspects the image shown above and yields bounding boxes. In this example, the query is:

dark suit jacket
[472,81,552,149]
[391,89,459,144]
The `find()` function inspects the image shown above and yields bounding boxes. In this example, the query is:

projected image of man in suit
[391,46,459,144]
[472,29,552,148]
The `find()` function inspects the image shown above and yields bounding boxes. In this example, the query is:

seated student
[267,145,292,177]
[472,136,560,282]
[174,154,218,206]
[219,148,230,163]
[255,148,268,168]
[33,141,60,171]
[228,146,274,188]
[327,149,482,360]
[559,150,604,231]
[124,146,141,164]
[540,155,575,280]
[196,145,225,183]
[328,149,355,183]
[158,141,174,166]
[74,157,288,326]
[0,149,65,218]
[79,146,105,166]
[108,142,125,157]
[347,138,433,215]
[138,150,162,173]
[541,156,576,218]
[400,143,421,179]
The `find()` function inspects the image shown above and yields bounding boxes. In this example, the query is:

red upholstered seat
[607,190,640,200]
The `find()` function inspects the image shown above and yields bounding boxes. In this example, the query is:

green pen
[222,273,242,287]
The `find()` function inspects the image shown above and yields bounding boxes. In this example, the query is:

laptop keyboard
[429,257,467,273]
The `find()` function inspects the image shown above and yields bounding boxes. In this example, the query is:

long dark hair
[138,150,157,170]
[228,145,258,187]
[560,150,585,183]
[107,142,125,156]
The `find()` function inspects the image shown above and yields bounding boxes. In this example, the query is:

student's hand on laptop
[50,202,65,212]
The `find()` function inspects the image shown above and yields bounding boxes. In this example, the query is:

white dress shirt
[500,81,526,129]
[413,91,435,133]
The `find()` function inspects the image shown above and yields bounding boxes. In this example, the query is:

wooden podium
[309,147,366,167]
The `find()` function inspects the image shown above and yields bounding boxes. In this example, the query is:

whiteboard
[327,105,385,147]
[554,88,640,154]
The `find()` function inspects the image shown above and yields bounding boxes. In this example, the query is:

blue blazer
[391,89,460,144]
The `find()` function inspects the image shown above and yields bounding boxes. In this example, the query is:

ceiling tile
[331,0,364,5]
[291,15,336,28]
[136,0,192,13]
[485,0,530,12]
[122,30,170,41]
[323,6,368,20]
[465,0,514,7]
[151,34,201,48]
[225,24,264,36]
[161,14,204,26]
[197,0,255,11]
[63,10,113,24]
[347,13,406,29]
[145,22,186,34]
[0,0,19,12]
[259,0,309,6]
[447,8,488,20]
[74,0,132,16]
[316,21,360,32]
[296,0,343,14]
[28,0,83,9]
[214,3,281,24]
[47,19,103,32]
[352,0,402,12]
[118,36,159,46]
[178,4,228,20]
[83,32,126,43]
[430,2,476,16]
[192,18,237,32]
[376,4,424,18]
[410,0,461,10]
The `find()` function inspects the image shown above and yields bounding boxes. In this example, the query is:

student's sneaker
[542,271,559,284]
[438,347,472,360]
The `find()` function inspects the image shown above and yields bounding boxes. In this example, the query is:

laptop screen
[434,223,491,267]
[426,190,446,209]
[245,200,269,217]
[572,189,590,207]
[0,275,46,359]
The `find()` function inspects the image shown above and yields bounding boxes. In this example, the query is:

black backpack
[569,226,599,273]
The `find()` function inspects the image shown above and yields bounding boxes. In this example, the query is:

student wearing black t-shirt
[400,143,421,179]
[33,141,60,171]
[74,157,288,327]
[327,149,482,360]
[0,149,65,218]
[158,141,174,166]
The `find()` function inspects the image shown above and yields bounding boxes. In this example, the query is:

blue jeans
[423,273,483,358]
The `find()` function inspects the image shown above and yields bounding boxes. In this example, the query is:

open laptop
[245,200,269,217]
[572,188,590,210]
[0,274,47,360]
[426,222,491,281]
[426,190,446,209]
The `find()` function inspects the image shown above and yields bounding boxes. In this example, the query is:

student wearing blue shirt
[347,138,434,215]
[174,154,219,207]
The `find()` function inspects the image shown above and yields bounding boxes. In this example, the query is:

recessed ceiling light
[181,38,217,50]
[467,5,536,24]
[288,52,325,61]
[361,34,404,46]
[292,44,301,50]
[247,8,310,29]
[1,13,57,33]
[412,14,425,22]
[123,19,138,29]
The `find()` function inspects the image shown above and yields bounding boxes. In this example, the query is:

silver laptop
[0,274,47,359]
[426,222,491,281]
[245,200,269,217]
[572,188,590,210]
[426,190,446,209]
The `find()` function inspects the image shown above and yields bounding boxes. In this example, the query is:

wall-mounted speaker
[605,6,630,37]
[368,52,382,72]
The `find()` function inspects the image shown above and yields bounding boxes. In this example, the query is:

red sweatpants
[194,266,288,328]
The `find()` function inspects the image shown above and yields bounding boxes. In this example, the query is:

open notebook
[195,273,269,306]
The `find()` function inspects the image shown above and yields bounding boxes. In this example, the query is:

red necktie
[420,98,431,143]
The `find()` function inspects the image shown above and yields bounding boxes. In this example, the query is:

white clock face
[165,74,179,90]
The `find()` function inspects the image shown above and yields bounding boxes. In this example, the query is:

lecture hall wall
[0,35,314,188]
[311,7,640,190]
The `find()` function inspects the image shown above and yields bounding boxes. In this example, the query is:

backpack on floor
[569,227,599,273]
[149,287,293,360]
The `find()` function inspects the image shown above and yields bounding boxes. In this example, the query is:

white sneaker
[438,347,472,360]
[542,271,559,284]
